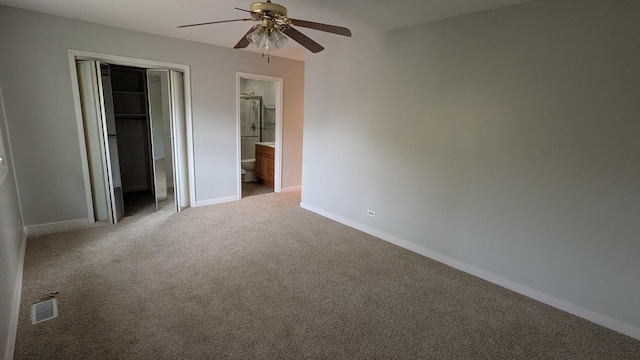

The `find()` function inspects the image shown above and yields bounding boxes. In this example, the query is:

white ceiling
[0,0,534,61]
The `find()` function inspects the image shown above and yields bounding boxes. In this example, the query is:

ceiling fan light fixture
[264,28,288,51]
[178,0,352,58]
[246,27,265,48]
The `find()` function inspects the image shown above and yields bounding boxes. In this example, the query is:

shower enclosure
[240,95,276,160]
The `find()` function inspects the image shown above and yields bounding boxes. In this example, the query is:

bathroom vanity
[255,143,275,188]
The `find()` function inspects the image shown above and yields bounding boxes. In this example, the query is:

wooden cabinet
[255,144,275,188]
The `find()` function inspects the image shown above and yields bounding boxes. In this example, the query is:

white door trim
[67,49,196,222]
[236,72,284,196]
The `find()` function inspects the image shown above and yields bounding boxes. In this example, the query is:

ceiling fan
[178,0,352,61]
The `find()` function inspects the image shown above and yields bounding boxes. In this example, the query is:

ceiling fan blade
[234,27,257,49]
[287,18,352,37]
[234,7,252,13]
[177,18,253,28]
[283,26,324,53]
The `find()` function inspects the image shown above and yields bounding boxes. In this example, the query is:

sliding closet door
[100,65,125,222]
[170,71,189,211]
[77,61,109,222]
[76,61,124,224]
[146,69,174,212]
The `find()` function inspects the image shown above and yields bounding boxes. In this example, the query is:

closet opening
[110,65,155,216]
[74,56,190,224]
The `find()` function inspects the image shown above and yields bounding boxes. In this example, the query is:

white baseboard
[25,218,89,236]
[281,185,301,193]
[195,195,240,207]
[5,227,27,360]
[299,202,640,341]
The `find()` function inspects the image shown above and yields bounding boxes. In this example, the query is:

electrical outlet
[367,210,376,217]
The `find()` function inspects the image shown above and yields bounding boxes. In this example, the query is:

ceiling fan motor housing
[250,2,287,17]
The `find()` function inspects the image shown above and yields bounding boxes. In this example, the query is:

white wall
[302,0,640,336]
[0,83,26,360]
[0,5,304,226]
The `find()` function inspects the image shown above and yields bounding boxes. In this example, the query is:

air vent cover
[31,299,58,324]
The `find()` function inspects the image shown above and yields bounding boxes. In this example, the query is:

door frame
[68,49,195,223]
[236,72,284,196]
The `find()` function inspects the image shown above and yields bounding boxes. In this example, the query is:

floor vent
[31,298,58,324]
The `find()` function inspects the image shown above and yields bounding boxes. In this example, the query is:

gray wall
[0,6,305,226]
[0,83,25,360]
[301,0,640,332]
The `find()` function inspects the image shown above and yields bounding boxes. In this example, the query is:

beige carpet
[14,191,640,359]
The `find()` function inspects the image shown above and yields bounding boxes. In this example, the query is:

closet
[110,65,154,212]
[76,61,189,224]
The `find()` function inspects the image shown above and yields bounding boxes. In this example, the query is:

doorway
[236,73,283,198]
[70,51,194,224]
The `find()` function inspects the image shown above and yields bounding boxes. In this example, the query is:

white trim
[69,50,189,71]
[236,72,284,197]
[281,185,301,193]
[195,195,240,207]
[5,228,27,360]
[235,75,242,200]
[67,49,196,220]
[299,202,640,341]
[25,218,89,236]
